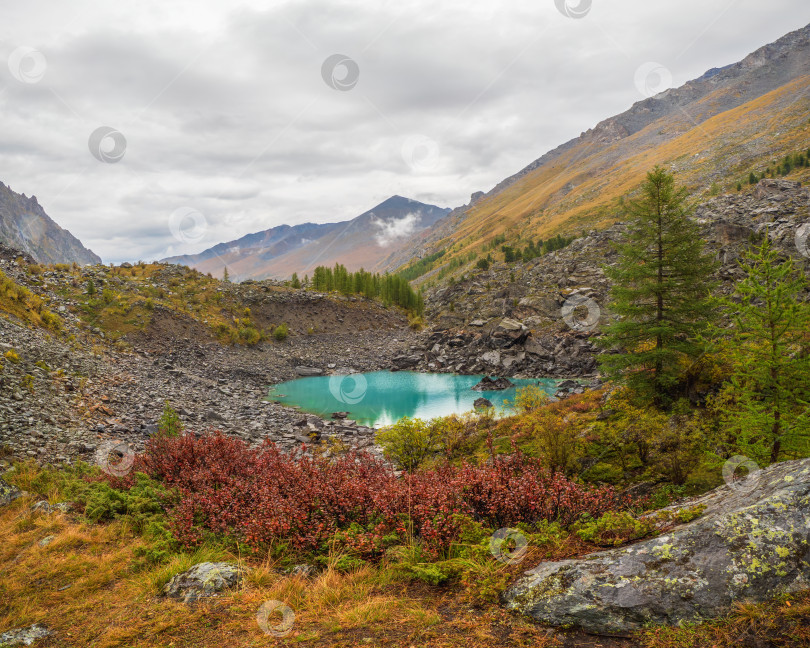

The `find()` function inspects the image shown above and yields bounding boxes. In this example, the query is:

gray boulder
[0,624,51,646]
[503,457,810,636]
[498,318,525,332]
[471,376,514,391]
[163,562,246,603]
[295,366,323,377]
[0,477,22,507]
[285,564,317,578]
[473,397,493,409]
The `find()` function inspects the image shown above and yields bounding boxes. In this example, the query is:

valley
[2,13,810,648]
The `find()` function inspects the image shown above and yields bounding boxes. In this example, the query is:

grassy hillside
[0,259,409,350]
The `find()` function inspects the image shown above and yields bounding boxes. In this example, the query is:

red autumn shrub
[120,432,635,558]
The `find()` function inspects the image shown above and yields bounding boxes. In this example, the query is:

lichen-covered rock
[30,500,72,514]
[162,562,245,603]
[0,623,51,646]
[0,477,22,507]
[503,457,810,636]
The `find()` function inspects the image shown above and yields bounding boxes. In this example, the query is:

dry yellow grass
[0,494,555,648]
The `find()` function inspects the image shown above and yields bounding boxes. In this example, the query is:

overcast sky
[2,1,809,263]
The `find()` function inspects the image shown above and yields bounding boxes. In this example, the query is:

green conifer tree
[598,166,718,406]
[714,238,810,463]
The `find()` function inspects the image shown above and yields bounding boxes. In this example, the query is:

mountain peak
[164,196,450,280]
[0,183,101,265]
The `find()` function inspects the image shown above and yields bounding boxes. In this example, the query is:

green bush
[238,324,261,345]
[40,310,62,330]
[83,473,168,527]
[375,417,440,472]
[512,385,549,412]
[157,401,183,438]
[272,323,289,341]
[315,553,367,573]
[405,562,449,585]
[431,415,487,461]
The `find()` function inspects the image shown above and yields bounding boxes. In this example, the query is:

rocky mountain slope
[0,182,101,266]
[164,196,450,281]
[385,22,810,276]
[395,179,810,379]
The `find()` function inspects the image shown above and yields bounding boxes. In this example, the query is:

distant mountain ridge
[163,196,450,280]
[0,182,101,266]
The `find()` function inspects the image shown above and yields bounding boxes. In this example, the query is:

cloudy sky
[2,1,809,263]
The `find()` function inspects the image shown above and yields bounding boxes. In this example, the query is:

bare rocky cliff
[0,182,101,266]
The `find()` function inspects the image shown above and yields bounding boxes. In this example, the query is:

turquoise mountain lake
[267,371,563,427]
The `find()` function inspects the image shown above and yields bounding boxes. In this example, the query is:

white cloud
[373,212,420,247]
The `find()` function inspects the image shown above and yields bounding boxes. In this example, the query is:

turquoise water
[266,371,562,427]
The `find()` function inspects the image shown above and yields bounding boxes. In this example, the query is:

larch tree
[714,237,810,464]
[598,166,717,406]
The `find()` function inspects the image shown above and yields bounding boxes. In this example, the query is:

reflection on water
[267,371,562,427]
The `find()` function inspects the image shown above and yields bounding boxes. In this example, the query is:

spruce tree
[598,166,717,406]
[714,238,810,464]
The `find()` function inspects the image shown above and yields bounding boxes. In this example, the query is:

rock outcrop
[163,562,246,603]
[503,457,810,636]
[471,376,514,391]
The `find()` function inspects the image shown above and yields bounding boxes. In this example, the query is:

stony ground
[0,254,425,466]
